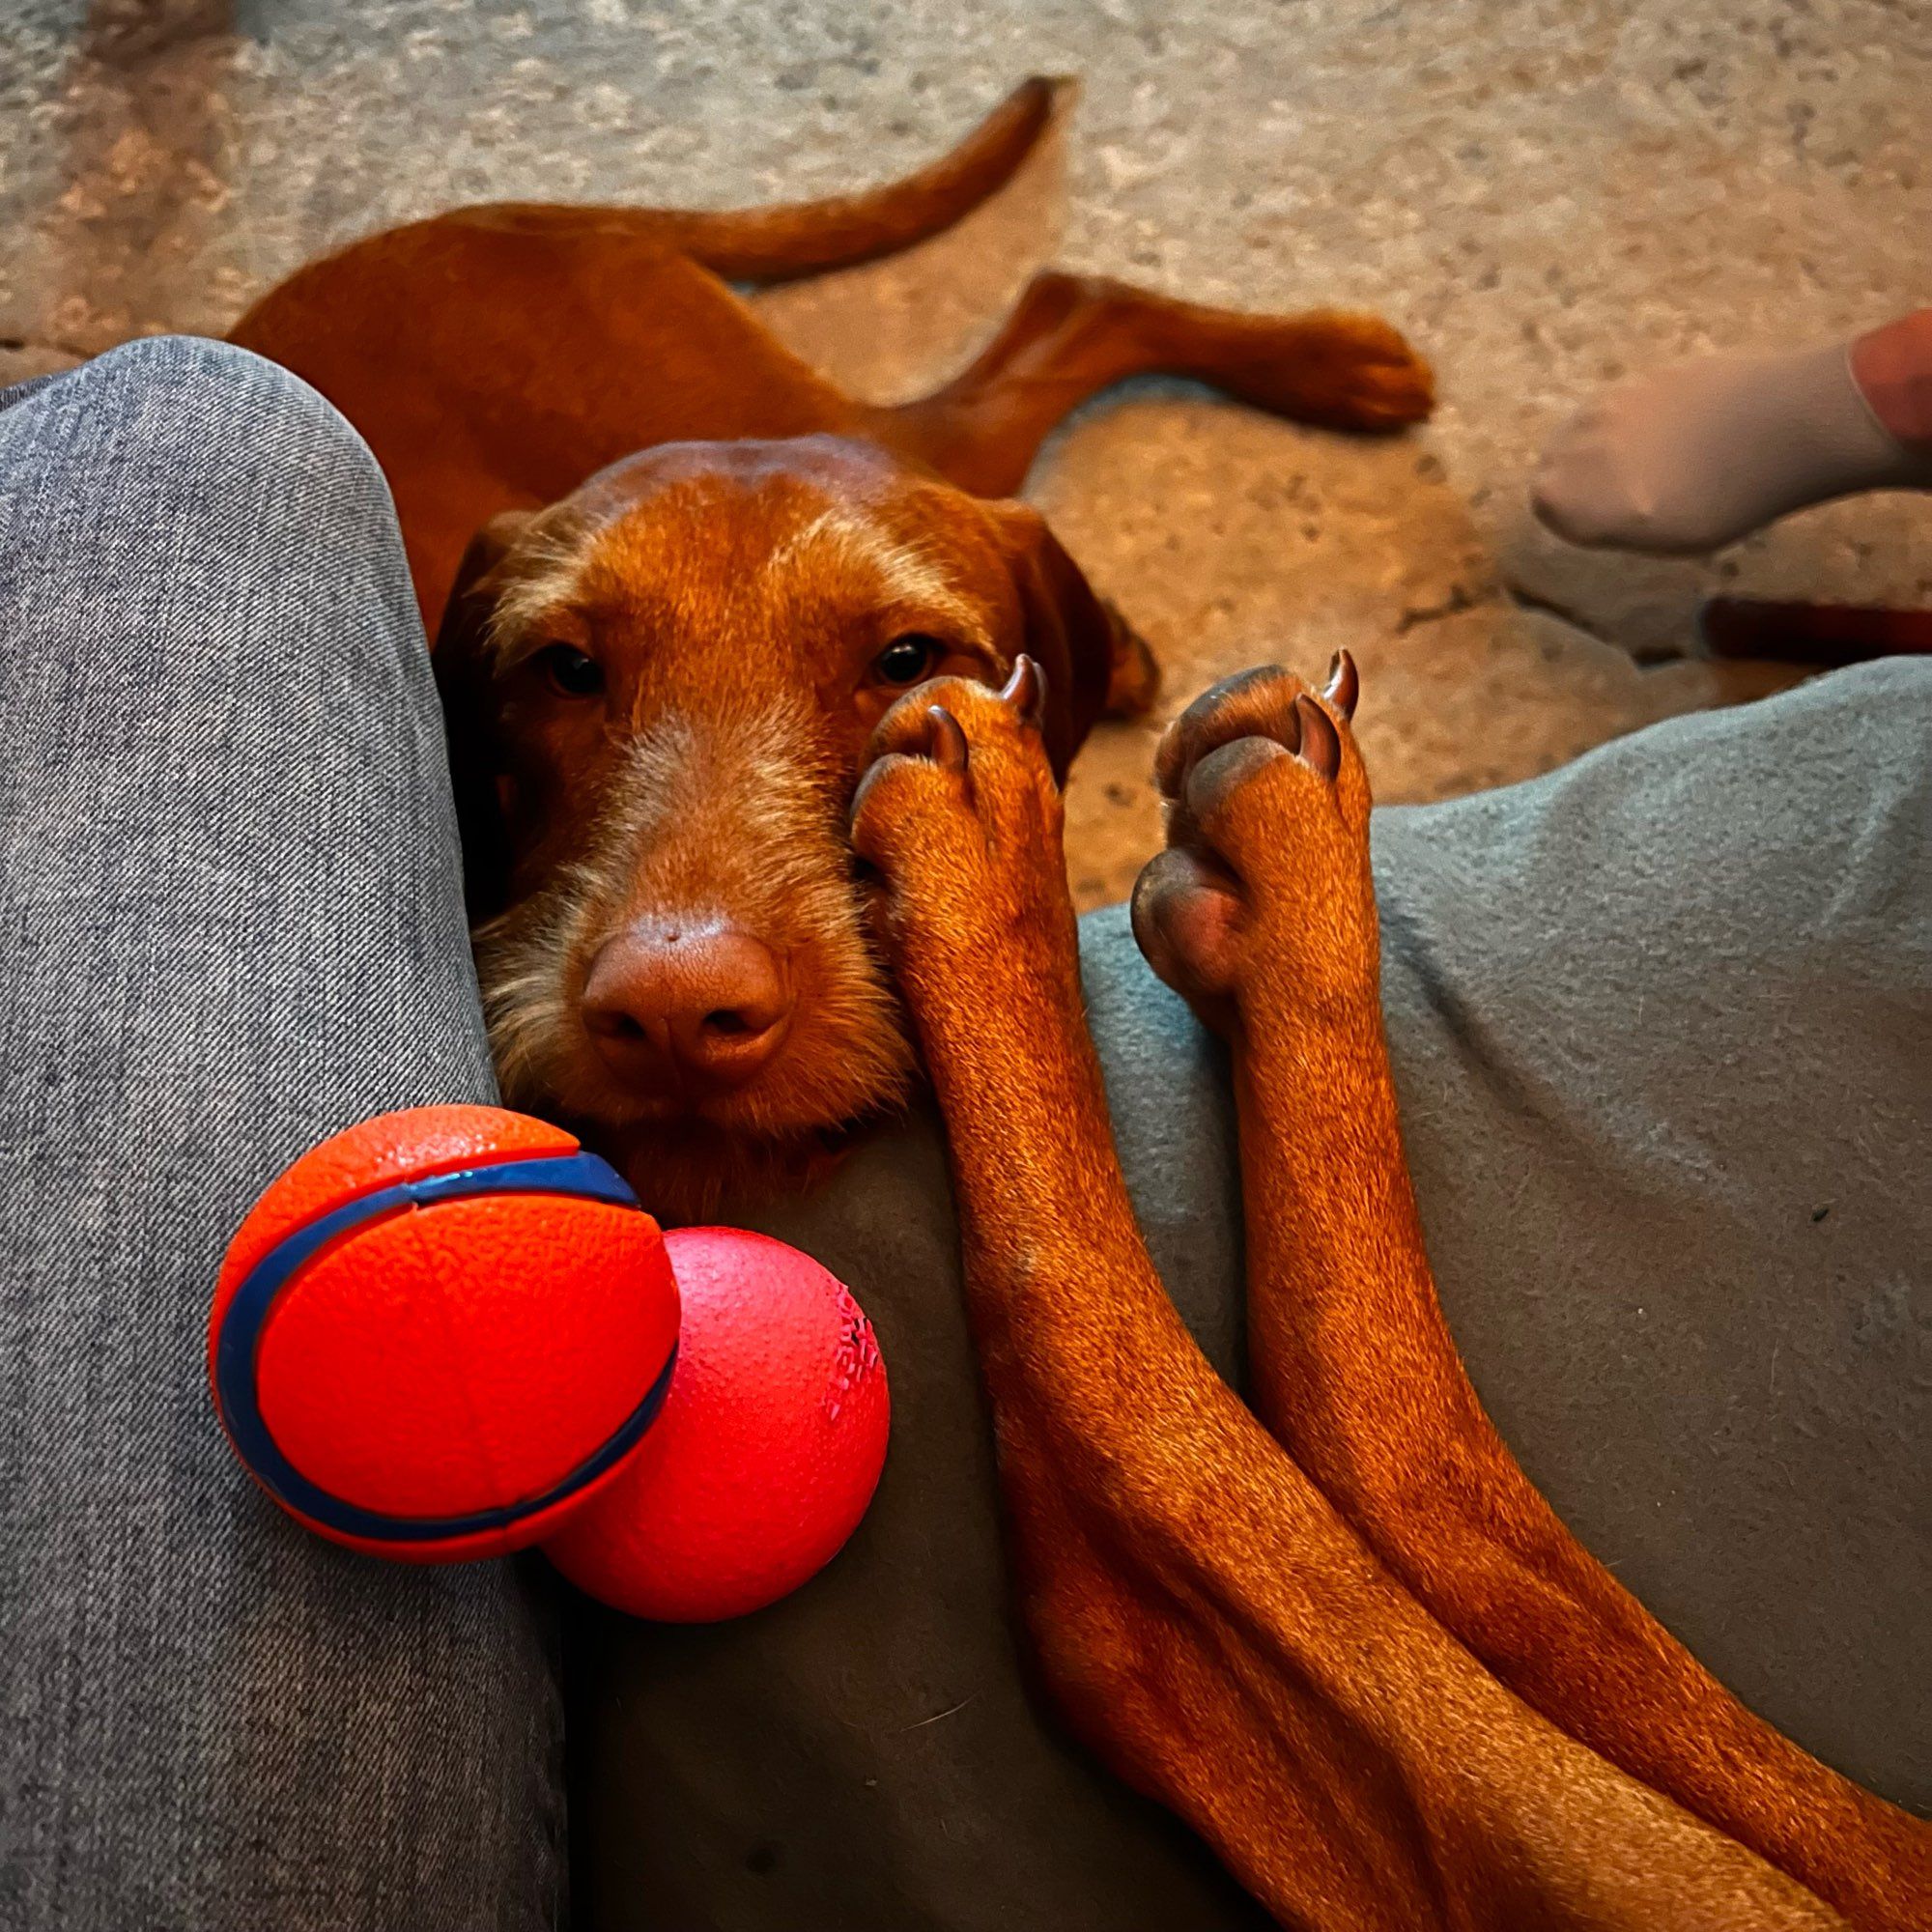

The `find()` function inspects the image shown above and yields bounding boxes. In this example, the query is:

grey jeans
[0,340,563,1931]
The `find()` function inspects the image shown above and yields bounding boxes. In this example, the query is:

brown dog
[229,76,1929,1929]
[227,76,1431,1216]
[850,657,1929,1929]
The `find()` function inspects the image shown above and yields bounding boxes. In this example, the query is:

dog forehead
[584,432,919,503]
[572,440,1012,626]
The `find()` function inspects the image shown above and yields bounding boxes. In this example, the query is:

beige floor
[4,1,1925,906]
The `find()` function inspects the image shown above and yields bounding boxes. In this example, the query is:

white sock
[1531,339,1932,554]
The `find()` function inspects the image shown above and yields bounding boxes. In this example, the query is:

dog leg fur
[1129,659,1932,1930]
[852,662,1841,1932]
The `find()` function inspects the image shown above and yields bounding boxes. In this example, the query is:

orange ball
[542,1228,890,1621]
[209,1105,680,1563]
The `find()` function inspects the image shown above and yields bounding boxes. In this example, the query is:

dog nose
[582,924,792,1090]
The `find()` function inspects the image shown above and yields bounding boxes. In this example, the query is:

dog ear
[433,509,534,923]
[986,501,1159,777]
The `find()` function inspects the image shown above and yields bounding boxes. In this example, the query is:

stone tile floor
[5,0,1924,904]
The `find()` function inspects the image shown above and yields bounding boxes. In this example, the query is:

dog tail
[650,75,1066,283]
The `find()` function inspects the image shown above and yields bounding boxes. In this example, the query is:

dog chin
[502,1031,917,1220]
[590,1113,878,1224]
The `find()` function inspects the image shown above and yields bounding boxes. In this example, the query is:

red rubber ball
[542,1228,890,1622]
[209,1105,680,1564]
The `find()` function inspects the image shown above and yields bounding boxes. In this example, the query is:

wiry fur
[768,507,991,644]
[481,508,595,667]
[475,681,918,1219]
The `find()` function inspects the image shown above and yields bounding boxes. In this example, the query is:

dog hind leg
[870,270,1435,499]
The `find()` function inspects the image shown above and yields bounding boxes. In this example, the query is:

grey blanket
[571,658,1929,1930]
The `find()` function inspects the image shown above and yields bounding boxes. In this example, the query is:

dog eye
[537,643,605,698]
[871,634,944,687]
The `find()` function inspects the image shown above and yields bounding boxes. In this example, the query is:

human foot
[1532,319,1932,554]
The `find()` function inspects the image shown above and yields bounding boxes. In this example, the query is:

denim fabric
[0,340,563,1932]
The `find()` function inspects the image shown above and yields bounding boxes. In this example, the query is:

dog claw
[927,704,970,773]
[999,653,1048,731]
[1294,695,1340,781]
[1322,649,1359,723]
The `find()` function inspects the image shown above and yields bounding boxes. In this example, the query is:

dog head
[436,435,1132,1218]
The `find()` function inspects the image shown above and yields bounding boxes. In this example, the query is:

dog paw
[1322,316,1435,430]
[1130,652,1377,1030]
[850,656,1079,992]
